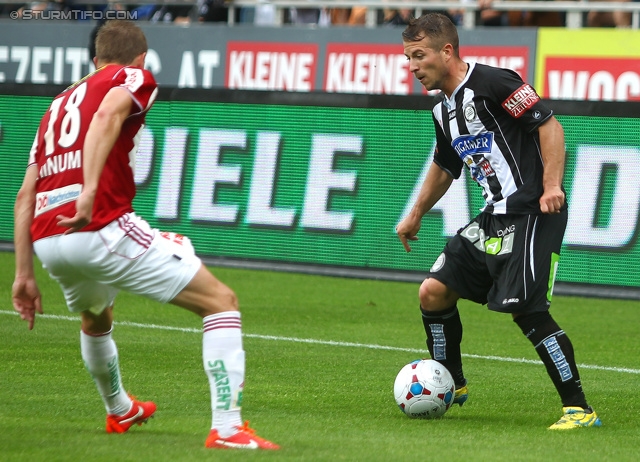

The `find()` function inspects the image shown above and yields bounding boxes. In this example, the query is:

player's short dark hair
[402,13,460,55]
[95,20,148,65]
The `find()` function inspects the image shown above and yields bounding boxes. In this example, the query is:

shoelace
[558,410,586,423]
[238,421,256,435]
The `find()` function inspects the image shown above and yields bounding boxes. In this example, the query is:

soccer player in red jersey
[12,20,278,450]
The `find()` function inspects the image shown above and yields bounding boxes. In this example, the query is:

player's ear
[133,52,146,69]
[441,43,454,61]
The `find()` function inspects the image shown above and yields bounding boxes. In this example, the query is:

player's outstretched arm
[396,162,453,252]
[57,87,133,233]
[13,166,43,330]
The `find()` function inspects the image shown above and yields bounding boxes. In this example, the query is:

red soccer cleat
[205,421,279,450]
[106,397,157,434]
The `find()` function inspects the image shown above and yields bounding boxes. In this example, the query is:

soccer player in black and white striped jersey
[396,13,601,430]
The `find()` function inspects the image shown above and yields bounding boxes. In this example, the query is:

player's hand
[396,215,421,252]
[57,191,94,234]
[539,186,565,214]
[12,277,43,330]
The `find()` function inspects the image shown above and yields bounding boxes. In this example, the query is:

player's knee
[201,284,238,317]
[419,278,452,309]
[80,307,113,335]
[419,278,444,306]
[220,285,239,311]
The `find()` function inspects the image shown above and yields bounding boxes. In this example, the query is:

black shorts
[426,209,567,314]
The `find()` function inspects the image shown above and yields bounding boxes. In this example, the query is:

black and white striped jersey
[432,62,554,215]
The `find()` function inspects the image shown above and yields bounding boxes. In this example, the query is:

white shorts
[33,212,202,314]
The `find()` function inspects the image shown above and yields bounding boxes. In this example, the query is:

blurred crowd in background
[0,0,638,27]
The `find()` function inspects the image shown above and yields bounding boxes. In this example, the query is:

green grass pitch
[1,251,639,461]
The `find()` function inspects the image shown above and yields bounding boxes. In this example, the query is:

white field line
[3,309,640,375]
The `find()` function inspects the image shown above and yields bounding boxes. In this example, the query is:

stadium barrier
[1,84,639,299]
[1,0,640,28]
[1,22,639,105]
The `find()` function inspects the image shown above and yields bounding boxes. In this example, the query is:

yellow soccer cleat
[548,406,602,430]
[453,382,468,407]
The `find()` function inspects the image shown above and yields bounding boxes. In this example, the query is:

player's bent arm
[408,162,454,219]
[58,87,134,232]
[82,87,134,197]
[537,116,566,213]
[396,162,453,252]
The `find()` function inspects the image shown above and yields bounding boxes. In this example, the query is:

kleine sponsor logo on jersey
[502,84,540,118]
[225,42,318,91]
[544,57,640,101]
[323,44,411,94]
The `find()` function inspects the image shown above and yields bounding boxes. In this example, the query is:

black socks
[514,311,588,409]
[421,305,590,408]
[420,304,466,387]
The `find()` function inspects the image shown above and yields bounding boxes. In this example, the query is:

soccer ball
[393,359,455,419]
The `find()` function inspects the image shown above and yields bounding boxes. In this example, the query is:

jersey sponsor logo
[34,183,82,217]
[460,155,495,186]
[460,221,514,255]
[452,132,493,157]
[463,104,476,122]
[497,224,516,237]
[477,158,495,178]
[502,84,540,118]
[122,68,144,93]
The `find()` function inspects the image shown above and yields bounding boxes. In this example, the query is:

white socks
[80,311,246,432]
[202,311,245,438]
[80,329,131,416]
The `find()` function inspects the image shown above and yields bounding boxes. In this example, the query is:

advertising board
[1,88,638,292]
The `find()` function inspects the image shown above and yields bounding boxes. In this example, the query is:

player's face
[403,37,448,91]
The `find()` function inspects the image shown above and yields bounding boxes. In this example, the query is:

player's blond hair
[95,20,148,65]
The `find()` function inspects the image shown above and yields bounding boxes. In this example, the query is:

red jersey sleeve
[27,128,40,168]
[111,67,158,116]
